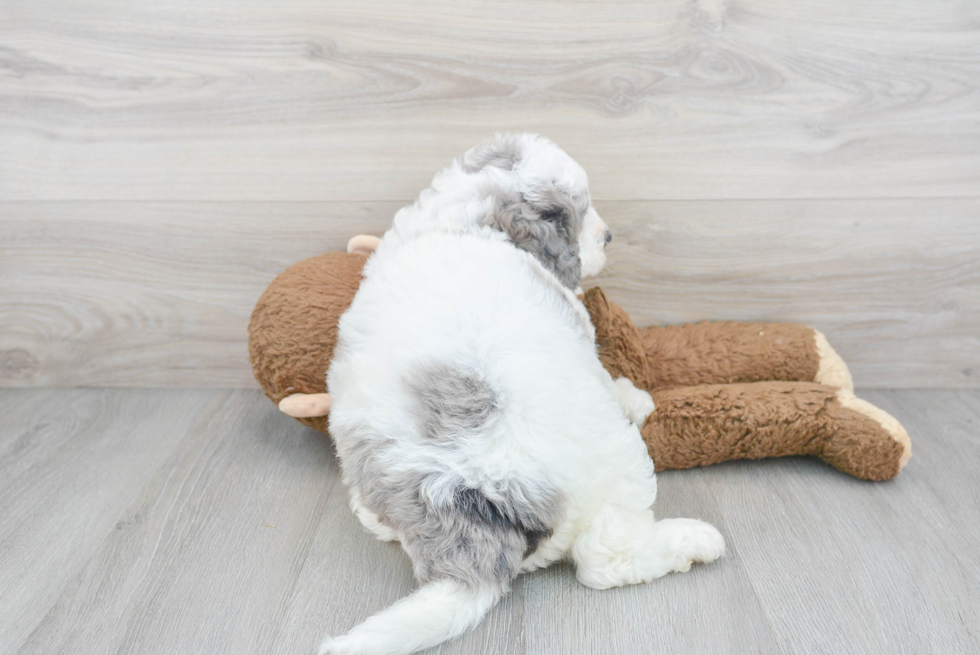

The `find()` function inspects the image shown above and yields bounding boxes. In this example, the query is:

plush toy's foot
[642,382,910,481]
[825,389,911,478]
[346,234,380,256]
[279,392,332,418]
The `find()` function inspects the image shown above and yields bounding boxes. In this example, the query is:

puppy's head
[459,134,611,290]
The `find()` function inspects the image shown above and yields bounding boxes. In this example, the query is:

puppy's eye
[603,229,612,245]
[540,206,567,223]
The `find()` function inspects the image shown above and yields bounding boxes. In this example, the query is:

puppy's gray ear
[485,189,583,290]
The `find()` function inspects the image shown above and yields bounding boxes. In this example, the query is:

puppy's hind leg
[349,490,399,542]
[324,478,555,655]
[572,504,725,590]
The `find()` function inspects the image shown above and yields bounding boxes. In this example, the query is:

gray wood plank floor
[2,388,977,655]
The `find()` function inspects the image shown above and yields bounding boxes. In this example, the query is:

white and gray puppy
[321,134,724,655]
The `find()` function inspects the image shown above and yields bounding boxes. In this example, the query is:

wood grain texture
[14,389,340,655]
[2,199,977,388]
[4,388,979,654]
[1,0,978,201]
[2,0,977,388]
[0,388,220,652]
[591,199,980,389]
[692,388,980,654]
[520,480,782,655]
[0,201,397,387]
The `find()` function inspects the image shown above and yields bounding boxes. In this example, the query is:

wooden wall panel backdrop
[2,0,979,201]
[1,200,977,388]
[1,0,978,387]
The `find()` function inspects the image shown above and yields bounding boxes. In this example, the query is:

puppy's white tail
[318,579,502,655]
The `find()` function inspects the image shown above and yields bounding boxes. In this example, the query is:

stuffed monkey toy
[249,236,910,482]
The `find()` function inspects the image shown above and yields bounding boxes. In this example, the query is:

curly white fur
[320,135,723,655]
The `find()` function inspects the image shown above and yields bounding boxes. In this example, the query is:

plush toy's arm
[638,321,852,391]
[279,392,332,417]
[582,287,853,392]
[641,381,910,481]
[581,287,654,387]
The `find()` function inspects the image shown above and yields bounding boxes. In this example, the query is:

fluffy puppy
[321,134,724,655]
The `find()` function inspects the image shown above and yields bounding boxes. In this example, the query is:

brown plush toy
[249,236,911,481]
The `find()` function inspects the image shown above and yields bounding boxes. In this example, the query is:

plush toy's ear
[581,287,652,388]
[347,234,380,256]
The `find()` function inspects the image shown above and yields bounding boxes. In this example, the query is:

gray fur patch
[482,188,584,290]
[406,362,498,442]
[458,135,523,173]
[457,135,590,289]
[334,426,564,588]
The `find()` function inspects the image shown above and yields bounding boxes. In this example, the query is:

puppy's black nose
[603,229,613,246]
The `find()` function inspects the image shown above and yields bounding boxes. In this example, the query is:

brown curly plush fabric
[581,286,909,480]
[249,254,910,480]
[581,287,653,387]
[582,287,820,389]
[640,322,820,389]
[644,382,905,481]
[248,252,366,433]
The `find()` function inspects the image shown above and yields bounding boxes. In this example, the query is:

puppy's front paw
[627,390,656,425]
[612,377,656,425]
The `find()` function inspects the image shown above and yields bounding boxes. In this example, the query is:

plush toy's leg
[638,322,853,391]
[642,382,910,481]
